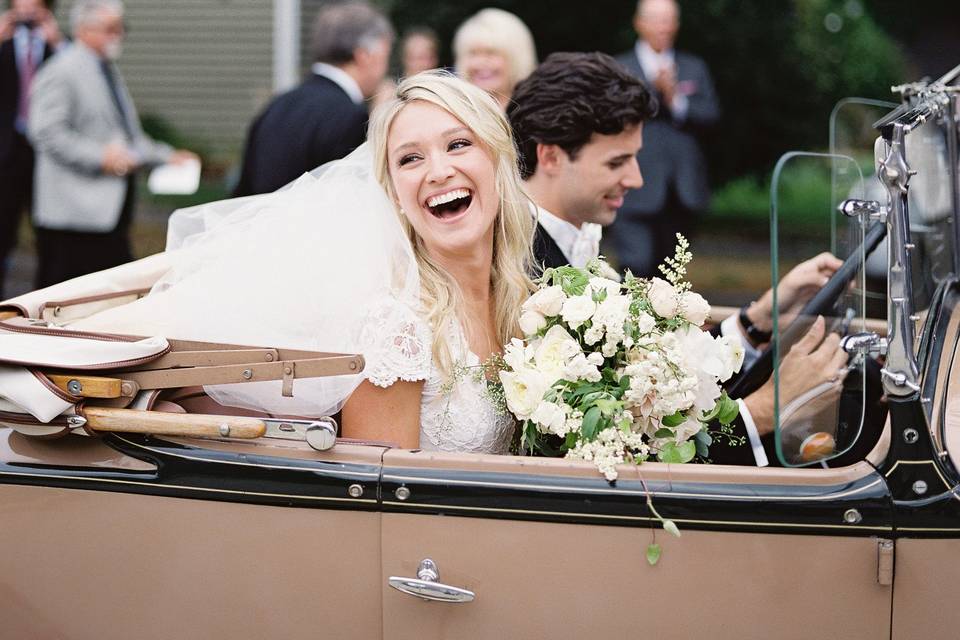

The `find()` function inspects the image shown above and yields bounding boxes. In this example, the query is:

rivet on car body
[67,379,83,394]
[219,424,230,437]
[912,480,928,495]
[903,428,919,444]
[395,486,411,501]
[348,484,364,498]
[242,369,253,380]
[843,509,862,524]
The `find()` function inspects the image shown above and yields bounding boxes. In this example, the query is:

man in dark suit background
[0,0,61,297]
[233,1,393,197]
[611,0,719,278]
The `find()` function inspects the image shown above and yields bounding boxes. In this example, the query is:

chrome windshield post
[880,123,921,397]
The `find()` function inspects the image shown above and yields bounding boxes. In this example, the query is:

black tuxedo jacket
[0,36,55,162]
[233,74,367,196]
[531,221,568,273]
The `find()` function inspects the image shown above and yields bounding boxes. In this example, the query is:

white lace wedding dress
[361,300,514,454]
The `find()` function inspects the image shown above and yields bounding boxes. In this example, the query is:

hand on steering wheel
[742,316,849,436]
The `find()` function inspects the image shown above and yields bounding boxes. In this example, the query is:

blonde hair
[453,8,538,97]
[368,70,536,377]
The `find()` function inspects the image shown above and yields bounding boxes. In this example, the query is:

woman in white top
[342,71,535,452]
[63,71,534,454]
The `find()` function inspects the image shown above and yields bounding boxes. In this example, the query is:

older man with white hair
[28,0,195,288]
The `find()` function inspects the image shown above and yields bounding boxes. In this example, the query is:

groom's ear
[535,143,566,176]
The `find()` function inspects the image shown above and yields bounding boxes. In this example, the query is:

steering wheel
[726,221,887,401]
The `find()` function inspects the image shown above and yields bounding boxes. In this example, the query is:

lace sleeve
[359,298,432,388]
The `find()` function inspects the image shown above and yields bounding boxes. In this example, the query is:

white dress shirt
[635,40,689,123]
[311,62,364,105]
[720,313,768,467]
[535,206,602,267]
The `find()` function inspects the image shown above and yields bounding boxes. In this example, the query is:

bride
[68,71,536,454]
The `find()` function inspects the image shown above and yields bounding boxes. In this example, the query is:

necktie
[569,223,602,268]
[17,36,36,127]
[100,61,134,139]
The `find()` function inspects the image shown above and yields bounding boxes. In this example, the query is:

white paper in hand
[148,158,201,195]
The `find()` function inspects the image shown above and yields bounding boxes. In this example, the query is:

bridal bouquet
[499,237,744,481]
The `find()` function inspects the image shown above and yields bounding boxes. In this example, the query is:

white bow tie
[569,223,602,268]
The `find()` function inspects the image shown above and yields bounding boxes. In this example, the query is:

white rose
[531,400,568,435]
[519,310,547,335]
[526,285,565,317]
[681,291,711,326]
[499,367,550,419]
[534,324,582,383]
[560,295,596,330]
[586,351,605,366]
[648,278,679,318]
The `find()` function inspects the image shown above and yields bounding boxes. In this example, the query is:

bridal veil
[73,144,423,416]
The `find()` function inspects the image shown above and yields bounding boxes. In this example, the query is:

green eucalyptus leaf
[646,543,662,566]
[663,520,682,538]
[581,406,601,440]
[658,440,697,463]
[662,412,685,428]
[594,397,621,416]
[716,393,740,426]
[694,429,712,457]
[653,427,675,439]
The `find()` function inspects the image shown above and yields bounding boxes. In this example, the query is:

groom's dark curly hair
[507,52,658,179]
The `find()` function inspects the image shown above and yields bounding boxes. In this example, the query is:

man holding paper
[28,0,196,287]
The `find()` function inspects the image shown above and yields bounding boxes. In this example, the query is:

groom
[508,52,846,467]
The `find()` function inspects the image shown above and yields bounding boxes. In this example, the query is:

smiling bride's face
[386,100,500,258]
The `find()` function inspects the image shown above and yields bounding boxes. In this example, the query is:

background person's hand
[168,149,199,165]
[0,11,15,41]
[37,9,62,46]
[743,316,848,436]
[746,252,843,334]
[654,65,677,105]
[101,141,138,176]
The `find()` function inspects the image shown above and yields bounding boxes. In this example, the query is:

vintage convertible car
[2,66,959,639]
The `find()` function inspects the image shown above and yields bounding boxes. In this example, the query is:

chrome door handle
[388,558,475,603]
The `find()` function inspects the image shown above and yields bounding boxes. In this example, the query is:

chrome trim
[880,124,921,396]
[382,472,885,502]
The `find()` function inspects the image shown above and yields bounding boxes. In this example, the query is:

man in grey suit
[611,0,719,278]
[28,0,194,287]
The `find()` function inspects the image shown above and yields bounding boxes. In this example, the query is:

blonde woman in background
[341,71,535,451]
[452,8,537,110]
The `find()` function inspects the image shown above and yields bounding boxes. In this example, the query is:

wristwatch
[739,304,772,345]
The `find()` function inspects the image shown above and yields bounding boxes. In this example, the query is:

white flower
[589,277,621,299]
[503,338,531,371]
[716,335,745,381]
[534,325,582,383]
[583,326,603,345]
[586,352,605,366]
[560,295,596,330]
[635,312,655,334]
[531,400,568,435]
[519,310,547,335]
[525,285,565,317]
[648,278,679,318]
[597,260,622,282]
[681,291,710,326]
[499,367,550,419]
[564,353,602,382]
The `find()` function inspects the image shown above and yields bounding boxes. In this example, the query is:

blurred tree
[381,0,906,184]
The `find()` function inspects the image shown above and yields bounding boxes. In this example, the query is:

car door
[0,431,386,640]
[379,450,894,639]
